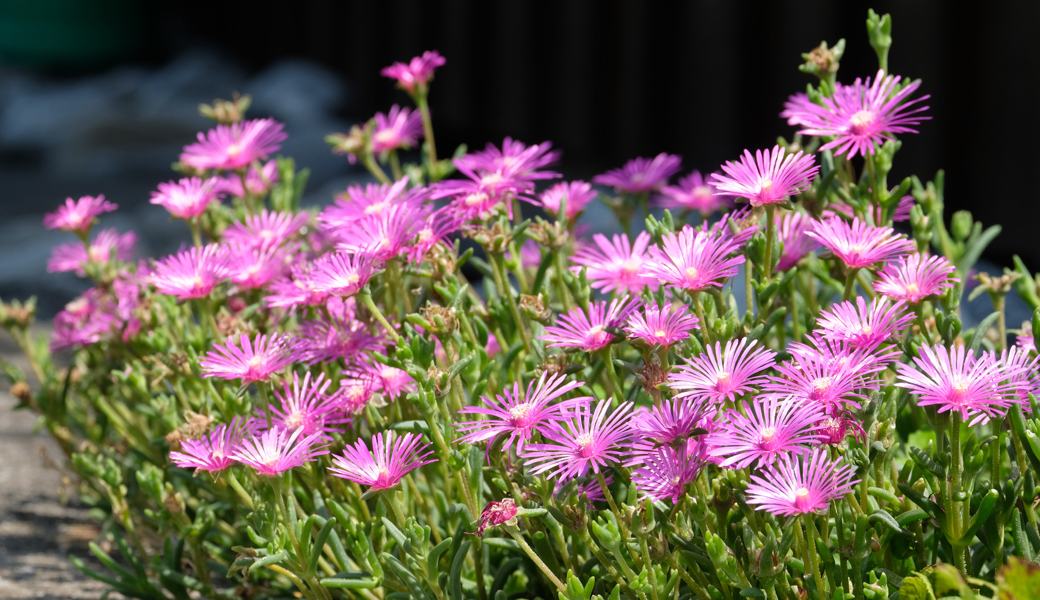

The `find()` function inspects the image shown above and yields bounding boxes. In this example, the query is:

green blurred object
[0,0,151,71]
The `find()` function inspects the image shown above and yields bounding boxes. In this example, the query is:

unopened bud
[9,381,31,403]
[519,295,552,323]
[198,93,251,124]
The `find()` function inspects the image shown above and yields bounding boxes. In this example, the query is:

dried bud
[198,93,251,124]
[9,381,31,403]
[474,499,518,536]
[0,299,35,329]
[427,366,450,398]
[805,44,838,74]
[326,124,368,164]
[420,305,459,335]
[526,220,569,250]
[182,412,213,440]
[163,490,185,515]
[466,222,509,253]
[634,353,668,398]
[519,295,552,324]
[164,429,184,451]
[561,505,587,532]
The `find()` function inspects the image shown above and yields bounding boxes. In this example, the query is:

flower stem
[843,268,859,301]
[190,218,203,249]
[802,514,827,599]
[639,537,660,600]
[389,149,404,181]
[224,469,254,509]
[416,91,438,168]
[258,383,273,429]
[505,527,567,593]
[664,552,710,600]
[360,292,401,343]
[600,347,624,407]
[762,205,776,280]
[596,471,634,548]
[383,491,408,528]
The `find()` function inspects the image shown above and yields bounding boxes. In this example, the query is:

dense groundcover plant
[9,10,1040,600]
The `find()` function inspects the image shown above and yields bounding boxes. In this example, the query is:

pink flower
[780,92,817,127]
[406,207,462,264]
[668,339,776,405]
[630,397,710,447]
[346,361,416,402]
[570,232,658,293]
[226,243,294,289]
[381,50,446,94]
[321,178,427,227]
[655,171,731,215]
[263,372,349,437]
[474,499,519,535]
[746,448,858,516]
[334,203,425,260]
[150,244,230,299]
[775,212,820,271]
[875,254,958,304]
[329,431,436,490]
[807,217,915,269]
[170,416,255,473]
[797,70,930,158]
[826,195,915,224]
[218,160,279,197]
[311,252,382,297]
[150,177,222,219]
[594,153,682,194]
[816,297,913,352]
[223,210,309,251]
[43,195,117,234]
[371,105,424,154]
[540,297,642,352]
[231,427,329,476]
[896,344,1026,425]
[265,260,331,309]
[199,332,292,384]
[623,302,699,348]
[456,138,560,188]
[522,400,636,480]
[539,180,597,219]
[1017,329,1035,353]
[291,298,383,364]
[763,340,883,415]
[181,118,287,171]
[333,377,376,416]
[50,290,119,350]
[48,229,136,276]
[456,372,590,455]
[643,225,745,293]
[706,396,823,469]
[712,145,819,207]
[631,443,704,504]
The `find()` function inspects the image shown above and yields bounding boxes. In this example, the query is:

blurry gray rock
[247,59,348,125]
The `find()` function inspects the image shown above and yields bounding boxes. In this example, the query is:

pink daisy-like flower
[775,212,820,271]
[44,195,117,234]
[1017,329,1035,353]
[223,210,309,251]
[826,195,915,225]
[896,344,1026,425]
[329,431,436,490]
[712,145,819,207]
[538,180,597,219]
[291,297,383,364]
[265,260,331,310]
[321,178,427,227]
[780,92,818,127]
[642,225,745,293]
[763,341,882,416]
[48,229,136,276]
[1000,347,1040,410]
[540,297,642,352]
[346,361,416,402]
[706,396,823,469]
[570,232,658,293]
[406,207,462,264]
[334,203,424,260]
[456,138,561,189]
[150,244,230,299]
[816,297,913,352]
[199,332,292,384]
[594,153,682,194]
[655,171,731,216]
[522,400,636,480]
[311,252,382,297]
[231,427,329,476]
[631,443,704,504]
[381,50,446,94]
[797,70,930,158]
[333,377,376,415]
[623,302,699,348]
[50,290,119,351]
[218,160,279,198]
[456,372,589,456]
[554,475,610,508]
[226,243,294,289]
[371,105,424,154]
[181,118,287,171]
[669,338,777,405]
[150,177,222,220]
[710,207,760,248]
[170,416,255,473]
[807,217,915,270]
[263,372,349,437]
[745,448,858,516]
[630,397,710,448]
[875,254,958,304]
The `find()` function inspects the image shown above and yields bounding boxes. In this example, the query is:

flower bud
[951,210,973,242]
[198,94,252,124]
[9,381,31,403]
[519,295,552,324]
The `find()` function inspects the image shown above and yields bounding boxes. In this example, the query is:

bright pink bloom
[797,70,930,158]
[746,448,858,516]
[540,297,642,352]
[816,297,913,352]
[807,217,915,269]
[780,92,817,127]
[346,361,416,402]
[226,243,294,289]
[264,260,331,309]
[150,177,222,219]
[381,50,446,94]
[630,397,710,447]
[571,232,658,293]
[406,207,462,264]
[218,160,279,197]
[44,195,117,234]
[539,180,597,219]
[48,229,136,276]
[763,341,882,415]
[371,105,424,154]
[181,118,287,171]
[50,290,119,350]
[594,153,682,194]
[631,443,705,504]
[826,195,914,224]
[170,416,255,473]
[522,400,636,480]
[333,377,376,415]
[707,396,823,469]
[311,252,382,297]
[150,244,230,299]
[263,372,349,437]
[321,178,427,226]
[1018,329,1035,353]
[875,254,958,304]
[624,302,699,348]
[329,431,436,490]
[712,145,819,207]
[291,297,383,364]
[223,210,309,251]
[456,138,561,188]
[643,225,745,293]
[655,171,731,215]
[669,339,777,405]
[775,212,820,271]
[554,475,610,508]
[199,332,292,384]
[896,344,1026,425]
[231,427,329,476]
[456,372,589,455]
[334,203,424,260]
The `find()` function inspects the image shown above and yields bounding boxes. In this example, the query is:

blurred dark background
[0,0,1037,318]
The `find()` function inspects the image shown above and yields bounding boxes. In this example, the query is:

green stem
[363,153,391,184]
[995,293,1007,351]
[224,469,254,510]
[601,347,624,407]
[258,384,273,430]
[596,471,635,549]
[693,293,712,346]
[389,149,404,181]
[383,491,408,528]
[360,292,401,343]
[640,537,659,600]
[665,552,710,600]
[416,91,438,168]
[762,205,776,280]
[706,287,727,319]
[792,521,817,600]
[581,528,637,599]
[190,218,203,249]
[803,515,827,599]
[843,268,860,301]
[505,527,567,593]
[491,253,532,354]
